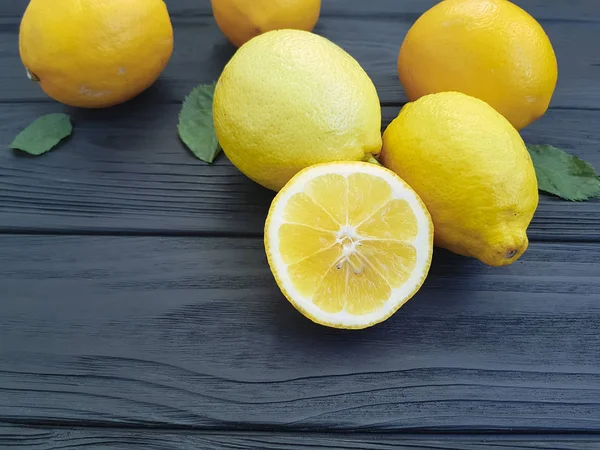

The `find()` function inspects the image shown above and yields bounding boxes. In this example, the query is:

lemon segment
[359,240,417,289]
[265,162,434,329]
[283,193,339,231]
[357,199,418,241]
[347,173,393,224]
[278,224,337,265]
[288,245,343,297]
[304,174,348,225]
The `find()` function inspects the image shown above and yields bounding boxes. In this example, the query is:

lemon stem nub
[25,67,40,82]
[364,154,381,166]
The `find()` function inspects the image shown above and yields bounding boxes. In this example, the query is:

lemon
[19,0,173,108]
[264,162,433,329]
[211,0,321,47]
[398,0,558,130]
[381,92,539,267]
[213,30,382,191]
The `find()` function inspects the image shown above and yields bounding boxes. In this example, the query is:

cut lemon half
[264,161,433,329]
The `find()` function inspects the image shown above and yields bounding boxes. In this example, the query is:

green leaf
[526,144,600,201]
[10,113,72,156]
[178,82,221,164]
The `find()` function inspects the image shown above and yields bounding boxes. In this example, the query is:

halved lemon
[264,162,433,329]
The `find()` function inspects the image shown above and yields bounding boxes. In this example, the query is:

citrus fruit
[264,162,433,329]
[381,92,539,267]
[398,0,558,130]
[211,0,322,47]
[213,30,382,191]
[19,0,173,108]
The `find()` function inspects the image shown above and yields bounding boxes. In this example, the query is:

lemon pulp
[265,162,433,329]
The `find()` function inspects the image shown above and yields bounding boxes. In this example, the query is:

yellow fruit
[213,30,382,191]
[19,0,173,108]
[398,0,558,130]
[211,0,321,47]
[381,92,539,267]
[265,162,433,329]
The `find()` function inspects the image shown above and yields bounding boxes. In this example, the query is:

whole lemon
[398,0,558,130]
[211,0,321,47]
[381,92,539,267]
[213,30,382,191]
[19,0,173,108]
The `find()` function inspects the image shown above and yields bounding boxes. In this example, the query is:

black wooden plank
[2,0,598,21]
[0,236,599,431]
[3,0,600,19]
[0,427,599,450]
[0,3,598,108]
[1,104,598,240]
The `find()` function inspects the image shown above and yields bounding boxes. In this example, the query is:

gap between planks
[1,425,600,450]
[1,229,600,245]
[2,421,600,435]
[0,96,599,112]
[0,228,264,239]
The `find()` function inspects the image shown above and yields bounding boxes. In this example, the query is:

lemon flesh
[265,162,433,329]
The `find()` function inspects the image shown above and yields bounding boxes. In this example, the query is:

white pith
[266,162,433,328]
[334,225,362,272]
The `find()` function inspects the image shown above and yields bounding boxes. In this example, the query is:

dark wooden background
[1,0,599,448]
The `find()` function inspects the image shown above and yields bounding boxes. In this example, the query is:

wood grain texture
[2,0,599,19]
[1,0,598,238]
[2,0,600,441]
[1,427,599,450]
[1,236,599,431]
[1,1,598,107]
[1,104,598,239]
